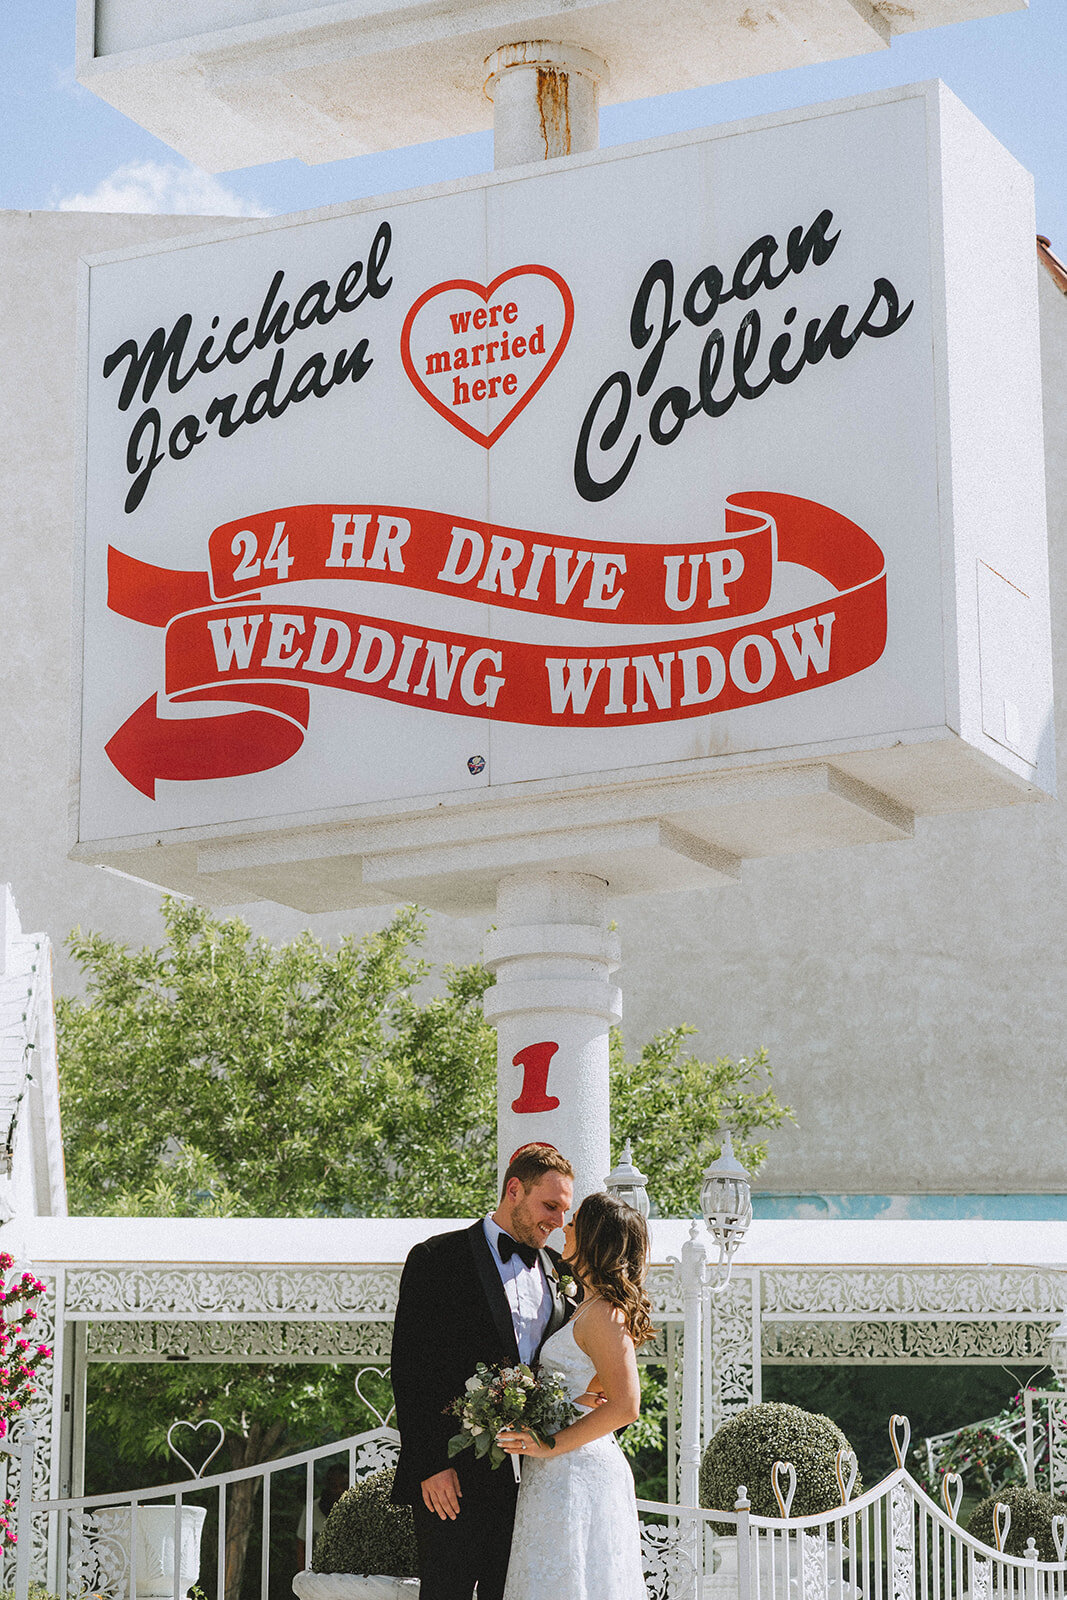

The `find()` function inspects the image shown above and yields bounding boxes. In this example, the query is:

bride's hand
[496,1428,552,1460]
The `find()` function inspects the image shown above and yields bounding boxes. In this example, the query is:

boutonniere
[551,1264,578,1300]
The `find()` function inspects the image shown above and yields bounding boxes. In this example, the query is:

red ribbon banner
[104,491,886,798]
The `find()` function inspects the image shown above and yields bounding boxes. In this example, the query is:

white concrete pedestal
[483,871,621,1202]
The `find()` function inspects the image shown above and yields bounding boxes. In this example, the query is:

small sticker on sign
[468,755,486,775]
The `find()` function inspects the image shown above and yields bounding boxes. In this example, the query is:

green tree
[57,897,792,1593]
[609,1026,790,1215]
[58,898,497,1219]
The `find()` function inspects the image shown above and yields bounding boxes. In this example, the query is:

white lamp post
[604,1139,651,1217]
[676,1130,754,1550]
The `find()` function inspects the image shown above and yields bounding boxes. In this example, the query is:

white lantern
[700,1130,753,1269]
[604,1139,651,1218]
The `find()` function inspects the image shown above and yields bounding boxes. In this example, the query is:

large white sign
[73,83,1052,898]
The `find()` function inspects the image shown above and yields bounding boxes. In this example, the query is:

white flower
[465,1377,482,1392]
[470,1424,484,1436]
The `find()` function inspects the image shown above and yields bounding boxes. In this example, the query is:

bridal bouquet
[447,1362,581,1482]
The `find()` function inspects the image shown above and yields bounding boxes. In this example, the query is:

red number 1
[511,1041,561,1113]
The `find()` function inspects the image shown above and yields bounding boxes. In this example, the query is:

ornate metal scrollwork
[639,1517,700,1600]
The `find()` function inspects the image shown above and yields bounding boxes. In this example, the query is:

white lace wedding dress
[501,1312,648,1600]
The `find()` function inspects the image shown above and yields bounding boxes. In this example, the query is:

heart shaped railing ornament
[889,1414,911,1468]
[1052,1515,1067,1562]
[941,1472,964,1523]
[354,1366,396,1429]
[167,1418,225,1480]
[993,1501,1012,1553]
[835,1447,858,1506]
[772,1459,797,1519]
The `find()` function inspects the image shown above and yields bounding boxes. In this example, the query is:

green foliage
[915,1421,1027,1500]
[87,1361,370,1470]
[312,1470,418,1579]
[57,899,497,1220]
[910,1381,1062,1502]
[700,1402,861,1521]
[966,1486,1067,1561]
[609,1028,792,1216]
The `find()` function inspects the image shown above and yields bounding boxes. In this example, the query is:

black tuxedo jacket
[390,1220,572,1504]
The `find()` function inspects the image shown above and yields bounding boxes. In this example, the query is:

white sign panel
[73,82,1052,889]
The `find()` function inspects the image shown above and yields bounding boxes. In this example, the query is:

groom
[390,1143,576,1600]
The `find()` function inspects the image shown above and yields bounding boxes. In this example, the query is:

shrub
[966,1486,1067,1561]
[312,1468,418,1579]
[700,1402,862,1523]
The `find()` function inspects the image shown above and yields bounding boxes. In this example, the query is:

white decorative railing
[1,1423,400,1600]
[4,1417,1067,1600]
[637,1462,1067,1600]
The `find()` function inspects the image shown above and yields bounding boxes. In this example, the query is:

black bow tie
[497,1233,539,1269]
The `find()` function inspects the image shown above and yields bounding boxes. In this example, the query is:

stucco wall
[1,209,1064,1197]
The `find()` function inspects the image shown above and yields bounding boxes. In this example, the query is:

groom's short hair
[500,1143,575,1198]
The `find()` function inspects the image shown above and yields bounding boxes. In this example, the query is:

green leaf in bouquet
[447,1432,470,1458]
[473,1429,492,1458]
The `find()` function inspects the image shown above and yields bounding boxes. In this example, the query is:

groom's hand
[422,1468,462,1520]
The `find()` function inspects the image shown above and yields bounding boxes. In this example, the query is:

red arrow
[105,689,309,799]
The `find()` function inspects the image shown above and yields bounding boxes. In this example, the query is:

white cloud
[57,160,271,218]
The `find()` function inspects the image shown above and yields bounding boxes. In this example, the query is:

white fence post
[735,1487,752,1600]
[14,1419,36,1600]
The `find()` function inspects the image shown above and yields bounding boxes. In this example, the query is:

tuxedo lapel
[468,1220,520,1363]
[537,1248,570,1349]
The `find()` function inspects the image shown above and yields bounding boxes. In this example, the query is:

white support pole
[679,1223,708,1513]
[483,870,620,1204]
[484,42,608,168]
[13,1420,36,1600]
[677,1223,708,1600]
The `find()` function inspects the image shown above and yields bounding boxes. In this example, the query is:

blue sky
[3,2,1065,249]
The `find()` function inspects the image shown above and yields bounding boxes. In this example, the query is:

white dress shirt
[483,1214,552,1365]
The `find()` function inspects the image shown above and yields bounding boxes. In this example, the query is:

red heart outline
[400,264,574,449]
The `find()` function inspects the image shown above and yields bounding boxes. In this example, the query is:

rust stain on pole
[536,66,571,157]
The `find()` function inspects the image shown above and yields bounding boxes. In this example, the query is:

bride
[496,1189,654,1600]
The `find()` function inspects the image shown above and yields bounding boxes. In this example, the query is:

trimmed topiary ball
[966,1486,1067,1561]
[700,1402,862,1521]
[312,1468,419,1579]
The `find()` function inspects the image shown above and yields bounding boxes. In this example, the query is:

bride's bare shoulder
[573,1297,627,1348]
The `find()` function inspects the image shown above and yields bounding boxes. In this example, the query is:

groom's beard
[507,1194,550,1252]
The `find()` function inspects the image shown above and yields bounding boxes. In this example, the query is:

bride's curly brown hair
[570,1191,656,1349]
